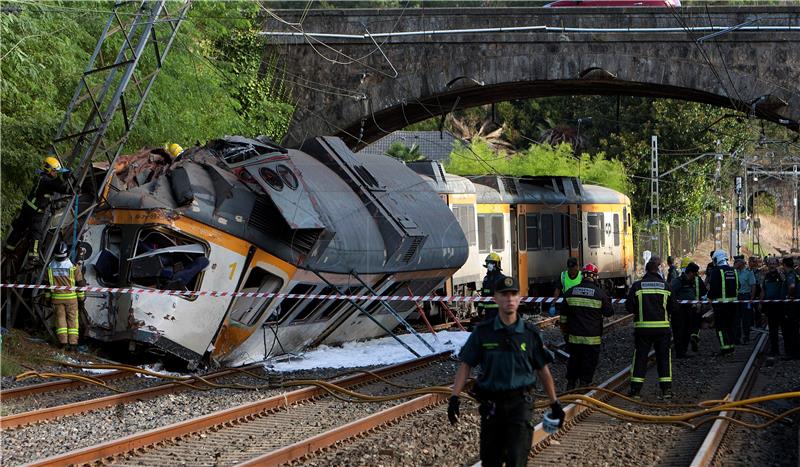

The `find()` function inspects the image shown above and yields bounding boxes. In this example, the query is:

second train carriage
[409,164,634,303]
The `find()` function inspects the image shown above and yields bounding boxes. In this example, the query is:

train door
[569,204,582,264]
[515,205,529,296]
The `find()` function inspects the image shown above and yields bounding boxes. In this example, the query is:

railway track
[0,363,268,429]
[1,312,562,433]
[529,333,768,466]
[23,351,453,466]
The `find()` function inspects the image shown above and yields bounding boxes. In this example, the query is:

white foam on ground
[263,330,470,372]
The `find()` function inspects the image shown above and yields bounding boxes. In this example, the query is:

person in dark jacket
[670,262,707,357]
[626,257,677,399]
[761,258,787,356]
[562,263,614,390]
[707,250,739,355]
[666,256,679,284]
[476,252,502,323]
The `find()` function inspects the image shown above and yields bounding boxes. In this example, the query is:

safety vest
[46,261,84,302]
[718,269,739,302]
[634,281,671,329]
[561,271,583,292]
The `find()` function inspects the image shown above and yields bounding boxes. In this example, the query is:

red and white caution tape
[2,283,798,304]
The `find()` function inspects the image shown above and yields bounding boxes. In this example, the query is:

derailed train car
[77,136,467,367]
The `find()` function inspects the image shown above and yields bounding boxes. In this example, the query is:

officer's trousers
[671,305,692,357]
[738,293,753,344]
[631,330,671,390]
[479,392,534,467]
[783,302,800,358]
[713,302,736,352]
[53,301,79,345]
[566,343,601,385]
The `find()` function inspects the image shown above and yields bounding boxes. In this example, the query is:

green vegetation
[0,1,294,235]
[446,140,629,194]
[385,141,425,162]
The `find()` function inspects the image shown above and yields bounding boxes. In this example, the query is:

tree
[385,141,424,162]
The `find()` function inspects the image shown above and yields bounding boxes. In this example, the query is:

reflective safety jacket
[562,278,614,345]
[25,173,69,213]
[626,272,676,330]
[477,271,501,312]
[707,265,739,301]
[670,273,707,302]
[560,270,583,293]
[45,259,85,303]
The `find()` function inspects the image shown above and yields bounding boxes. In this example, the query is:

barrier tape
[2,283,799,304]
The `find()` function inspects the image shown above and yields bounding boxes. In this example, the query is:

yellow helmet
[680,257,692,268]
[485,252,501,264]
[42,156,62,176]
[166,143,184,158]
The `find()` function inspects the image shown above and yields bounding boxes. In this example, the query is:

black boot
[628,382,642,400]
[690,334,699,352]
[659,383,673,400]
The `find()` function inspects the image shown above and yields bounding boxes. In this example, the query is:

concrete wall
[261,6,800,148]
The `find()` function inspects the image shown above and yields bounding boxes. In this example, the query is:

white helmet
[712,249,729,266]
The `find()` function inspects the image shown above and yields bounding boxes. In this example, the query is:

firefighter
[476,252,502,323]
[670,261,707,357]
[44,241,86,350]
[626,257,676,399]
[707,250,739,355]
[449,275,564,467]
[562,263,614,390]
[780,257,798,358]
[4,156,71,263]
[553,256,582,331]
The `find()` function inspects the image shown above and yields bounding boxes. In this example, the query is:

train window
[267,283,315,323]
[452,204,477,247]
[526,214,540,250]
[477,215,488,253]
[517,214,526,251]
[291,285,336,322]
[95,226,122,286]
[316,286,361,320]
[554,214,565,250]
[623,207,628,234]
[587,213,602,248]
[128,227,209,296]
[613,213,621,246]
[229,267,283,326]
[491,215,505,252]
[541,214,554,249]
[570,213,579,249]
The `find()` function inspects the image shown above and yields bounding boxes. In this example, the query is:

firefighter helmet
[166,143,184,158]
[42,156,62,177]
[54,241,69,261]
[485,252,501,264]
[582,263,599,275]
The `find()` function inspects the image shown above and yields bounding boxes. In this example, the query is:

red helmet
[582,263,599,275]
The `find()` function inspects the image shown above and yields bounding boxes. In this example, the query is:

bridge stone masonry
[262,7,800,149]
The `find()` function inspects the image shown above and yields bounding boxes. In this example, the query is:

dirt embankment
[684,213,795,266]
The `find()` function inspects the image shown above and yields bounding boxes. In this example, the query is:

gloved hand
[447,395,460,424]
[548,304,557,317]
[550,401,566,427]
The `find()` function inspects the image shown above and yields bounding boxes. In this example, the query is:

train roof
[472,175,583,205]
[104,136,468,275]
[582,184,630,205]
[406,161,476,194]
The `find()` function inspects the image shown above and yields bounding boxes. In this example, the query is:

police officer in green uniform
[448,275,564,467]
[476,252,502,323]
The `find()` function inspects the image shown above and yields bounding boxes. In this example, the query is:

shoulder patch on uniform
[641,281,665,289]
[520,342,527,352]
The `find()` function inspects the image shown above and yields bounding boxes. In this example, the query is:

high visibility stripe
[67,330,79,335]
[630,377,645,383]
[717,331,734,350]
[565,297,602,308]
[51,294,78,300]
[635,288,671,325]
[634,321,671,328]
[658,377,672,382]
[55,328,68,334]
[568,335,602,345]
[25,199,38,210]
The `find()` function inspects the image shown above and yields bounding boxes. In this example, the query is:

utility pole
[714,147,724,251]
[735,175,742,256]
[793,164,799,253]
[651,135,661,258]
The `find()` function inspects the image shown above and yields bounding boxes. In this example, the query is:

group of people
[447,249,798,466]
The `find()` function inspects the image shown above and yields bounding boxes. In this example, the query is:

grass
[0,328,58,378]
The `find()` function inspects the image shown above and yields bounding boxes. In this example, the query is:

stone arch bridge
[262,6,800,149]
